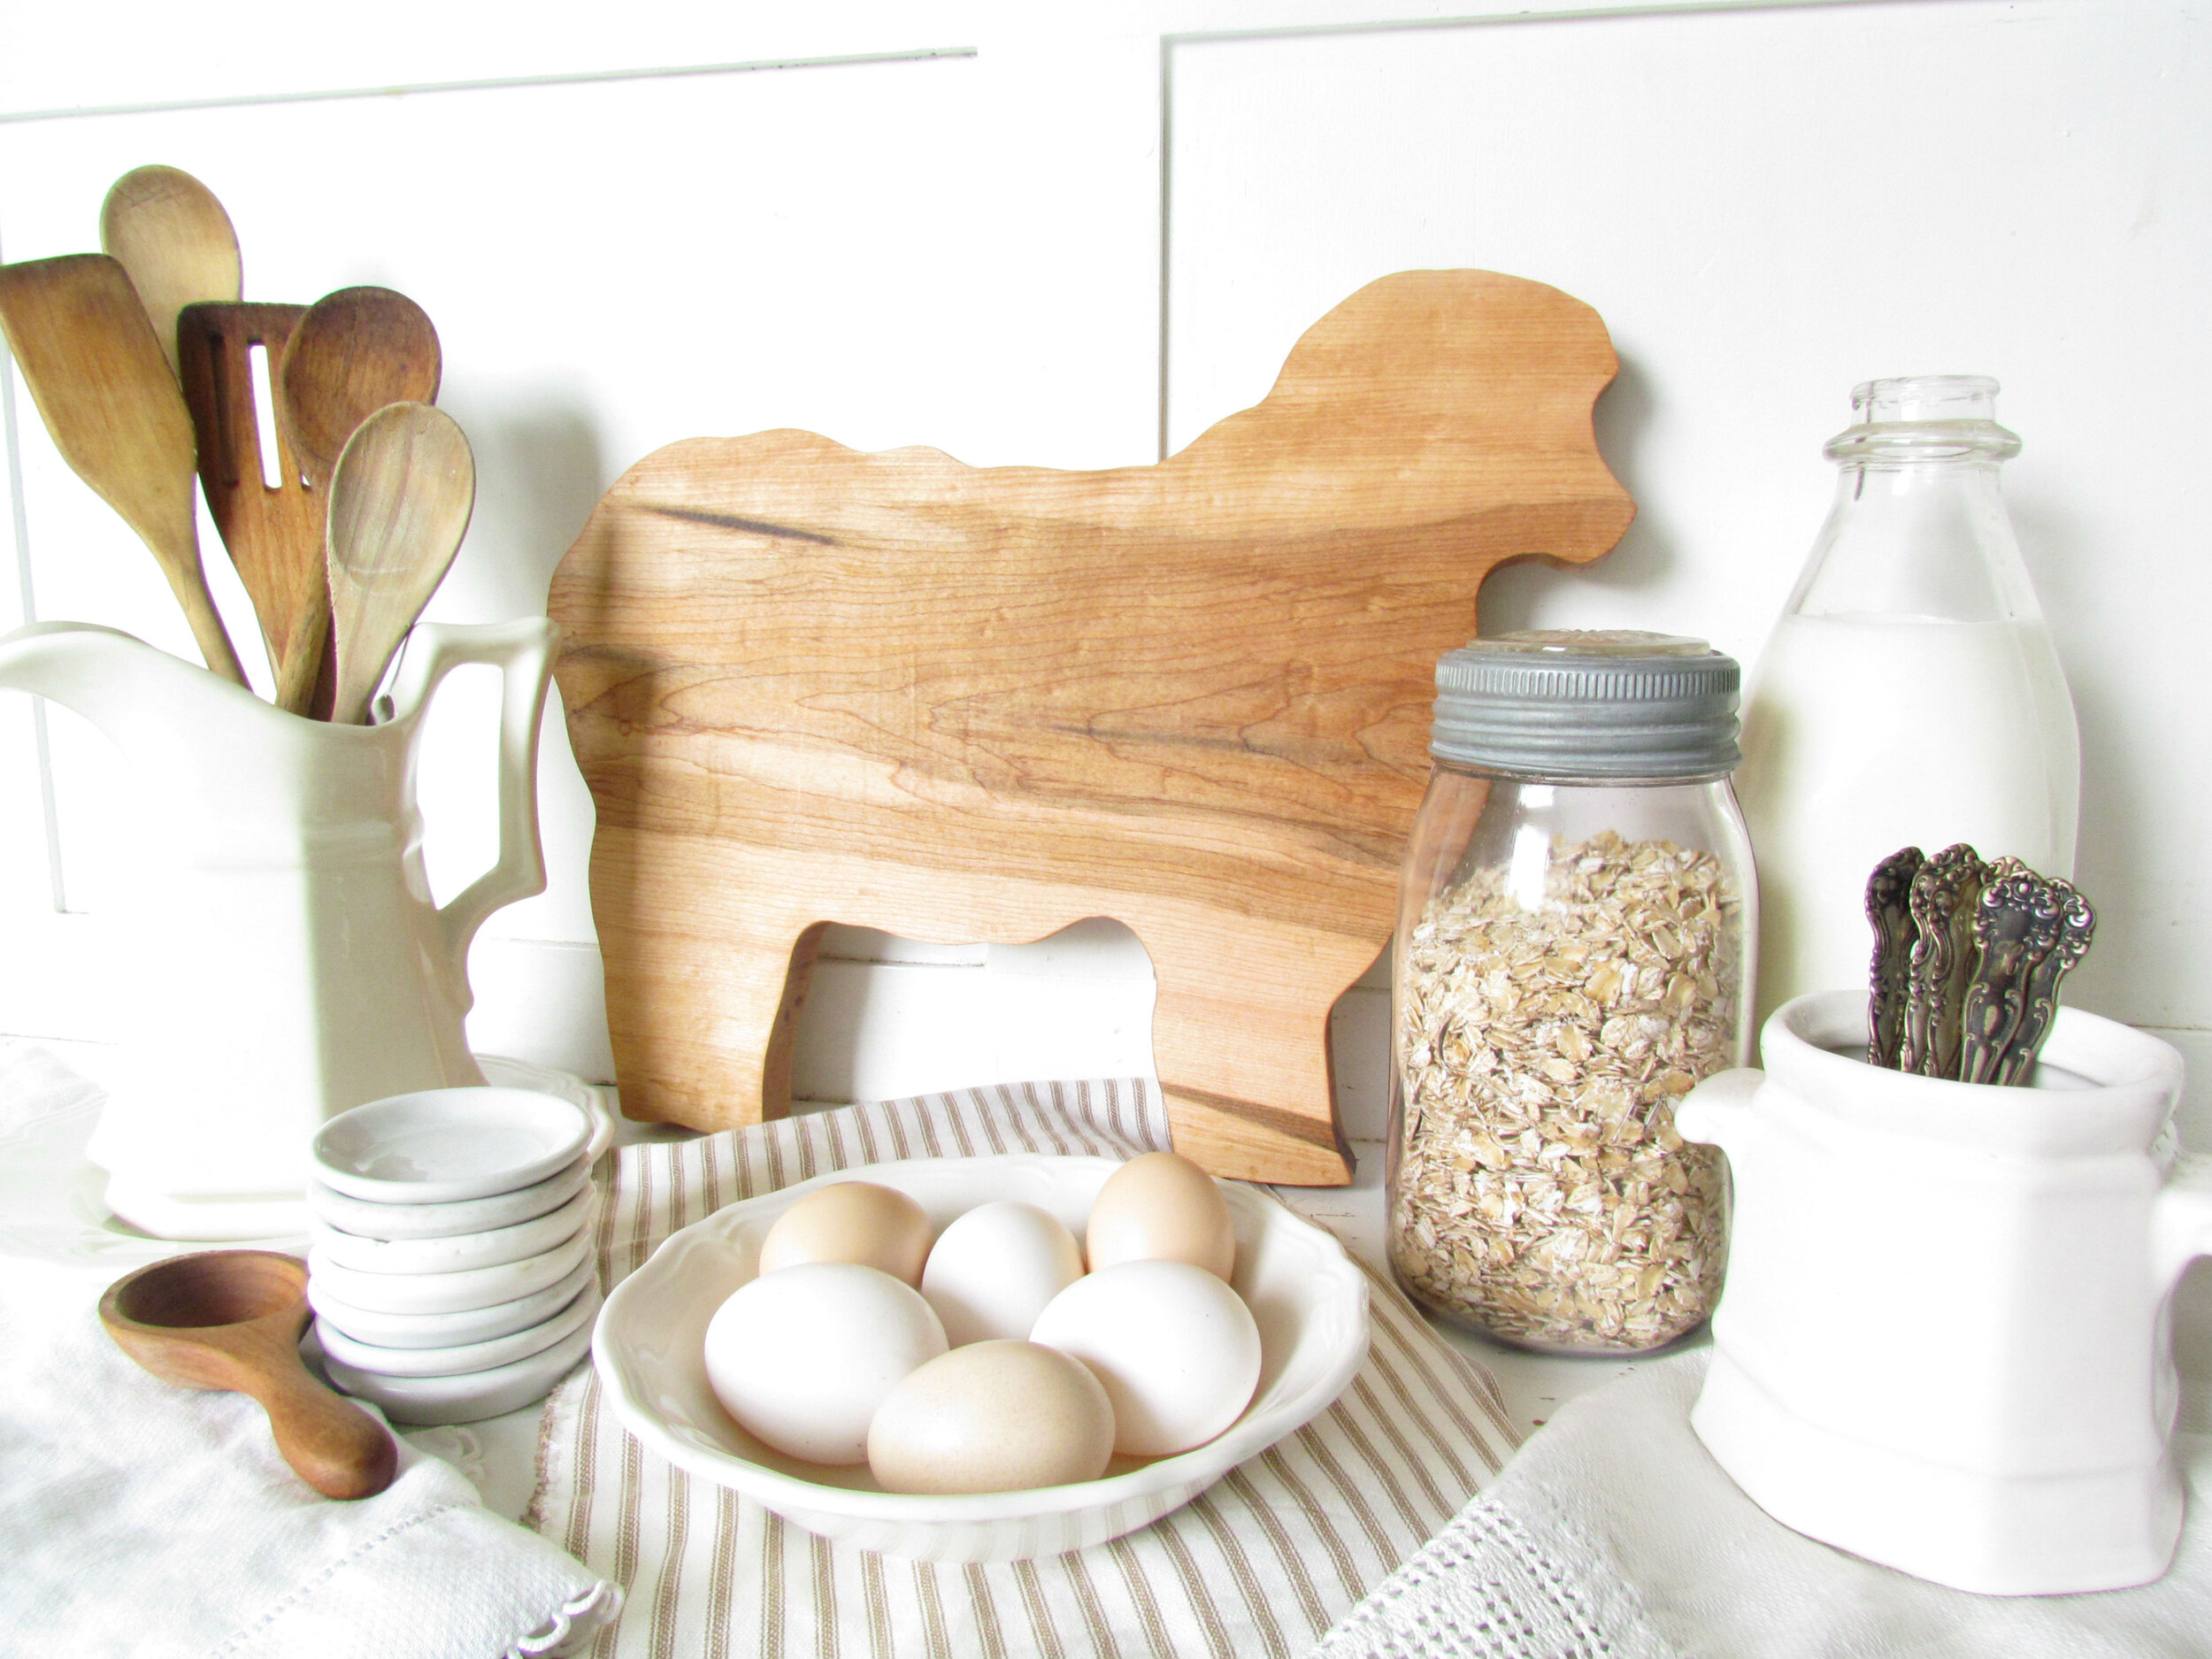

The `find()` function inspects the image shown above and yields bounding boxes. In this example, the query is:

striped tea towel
[526,1079,1518,1658]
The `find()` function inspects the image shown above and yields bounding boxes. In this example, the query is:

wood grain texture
[549,269,1633,1183]
[326,402,475,724]
[100,1250,396,1500]
[176,302,326,696]
[98,165,242,380]
[0,253,248,685]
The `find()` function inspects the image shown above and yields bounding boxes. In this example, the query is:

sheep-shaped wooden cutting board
[549,268,1631,1184]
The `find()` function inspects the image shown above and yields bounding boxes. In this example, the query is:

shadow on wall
[433,392,609,624]
[1471,351,1673,634]
[2007,482,2141,1023]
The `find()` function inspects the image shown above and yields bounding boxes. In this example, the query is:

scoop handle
[246,1355,398,1500]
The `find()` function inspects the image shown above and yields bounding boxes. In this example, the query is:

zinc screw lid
[1431,629,1740,780]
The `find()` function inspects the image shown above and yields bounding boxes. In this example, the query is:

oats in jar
[1390,829,1740,1354]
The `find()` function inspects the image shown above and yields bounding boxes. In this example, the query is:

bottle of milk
[1734,376,2079,1024]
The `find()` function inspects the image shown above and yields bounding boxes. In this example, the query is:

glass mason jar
[1733,375,2079,1025]
[1386,630,1756,1356]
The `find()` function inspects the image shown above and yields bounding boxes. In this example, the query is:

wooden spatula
[175,302,326,703]
[0,253,247,685]
[100,1250,396,1501]
[326,402,474,724]
[99,165,242,380]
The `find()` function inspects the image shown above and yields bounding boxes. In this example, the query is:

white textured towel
[1316,1349,2212,1659]
[0,1044,618,1659]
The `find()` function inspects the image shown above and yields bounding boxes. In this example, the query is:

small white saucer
[308,1226,593,1315]
[308,1154,593,1242]
[315,1280,603,1379]
[324,1317,596,1425]
[1,1053,612,1267]
[311,1187,597,1275]
[311,1255,598,1349]
[100,1177,310,1243]
[313,1087,592,1203]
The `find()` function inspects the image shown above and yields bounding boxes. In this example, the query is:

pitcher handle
[1675,1066,1765,1152]
[2152,1152,2212,1293]
[385,618,558,973]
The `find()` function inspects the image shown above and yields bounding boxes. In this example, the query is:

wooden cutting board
[549,268,1632,1184]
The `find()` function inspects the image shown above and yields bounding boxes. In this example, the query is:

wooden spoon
[279,286,442,493]
[100,1249,396,1501]
[326,402,474,725]
[98,165,242,380]
[277,287,442,715]
[0,254,247,686]
[176,302,325,699]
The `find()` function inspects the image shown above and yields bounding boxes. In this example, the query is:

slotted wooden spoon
[326,402,474,724]
[176,301,326,702]
[278,286,443,716]
[0,253,247,685]
[100,1250,396,1501]
[98,165,242,380]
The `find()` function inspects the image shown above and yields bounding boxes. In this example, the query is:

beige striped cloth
[527,1079,1519,1658]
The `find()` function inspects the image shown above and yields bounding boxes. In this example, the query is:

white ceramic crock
[1678,988,2211,1595]
[0,618,555,1240]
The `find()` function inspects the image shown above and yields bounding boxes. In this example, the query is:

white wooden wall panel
[3,3,2205,1140]
[1167,0,2212,1089]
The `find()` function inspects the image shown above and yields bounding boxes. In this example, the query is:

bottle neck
[1783,454,2043,625]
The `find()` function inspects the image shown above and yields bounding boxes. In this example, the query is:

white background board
[2,0,2206,1144]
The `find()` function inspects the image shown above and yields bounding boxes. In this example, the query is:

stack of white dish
[305,1087,603,1425]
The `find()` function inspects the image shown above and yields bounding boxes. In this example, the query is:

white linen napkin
[0,1045,618,1659]
[1314,1348,2212,1659]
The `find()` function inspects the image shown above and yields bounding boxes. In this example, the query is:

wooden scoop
[326,402,474,724]
[0,254,248,686]
[277,286,442,716]
[176,302,326,702]
[100,1250,396,1501]
[99,165,242,380]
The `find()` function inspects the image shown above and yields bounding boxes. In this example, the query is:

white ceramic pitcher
[0,618,555,1240]
[1678,988,2210,1594]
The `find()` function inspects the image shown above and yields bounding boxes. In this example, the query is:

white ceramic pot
[1678,989,2211,1595]
[0,618,554,1240]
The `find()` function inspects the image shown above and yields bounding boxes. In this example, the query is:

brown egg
[1085,1151,1236,1281]
[757,1180,933,1285]
[867,1340,1116,1494]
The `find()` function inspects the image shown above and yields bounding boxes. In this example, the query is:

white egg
[920,1201,1086,1347]
[702,1262,947,1463]
[1029,1259,1263,1456]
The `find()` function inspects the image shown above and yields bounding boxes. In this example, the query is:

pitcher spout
[0,621,276,757]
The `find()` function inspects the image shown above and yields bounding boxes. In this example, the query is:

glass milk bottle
[1734,376,2079,1024]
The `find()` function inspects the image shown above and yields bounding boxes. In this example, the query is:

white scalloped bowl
[594,1154,1370,1563]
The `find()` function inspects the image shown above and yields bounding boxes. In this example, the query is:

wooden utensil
[325,402,474,725]
[277,287,442,717]
[98,165,242,379]
[99,1249,396,1501]
[0,253,247,686]
[548,268,1635,1182]
[278,286,442,493]
[175,301,326,704]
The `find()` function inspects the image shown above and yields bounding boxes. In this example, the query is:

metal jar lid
[1431,629,1740,780]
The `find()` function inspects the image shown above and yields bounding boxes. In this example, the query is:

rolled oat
[1389,829,1741,1353]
